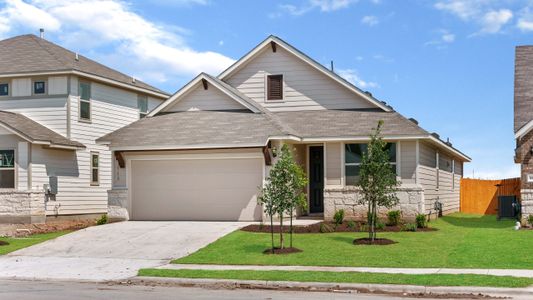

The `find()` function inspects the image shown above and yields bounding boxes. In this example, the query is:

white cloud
[273,0,357,17]
[479,9,513,34]
[425,29,455,47]
[361,15,379,26]
[517,7,533,32]
[0,0,234,85]
[434,0,513,34]
[337,69,378,89]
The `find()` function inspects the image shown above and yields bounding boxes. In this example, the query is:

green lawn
[0,231,69,255]
[138,269,533,288]
[175,214,533,269]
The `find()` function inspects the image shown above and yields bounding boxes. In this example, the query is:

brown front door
[309,146,324,213]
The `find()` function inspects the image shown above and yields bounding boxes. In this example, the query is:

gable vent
[267,74,283,100]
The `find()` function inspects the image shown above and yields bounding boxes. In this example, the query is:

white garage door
[130,156,263,221]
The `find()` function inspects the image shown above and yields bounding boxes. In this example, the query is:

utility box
[498,196,518,220]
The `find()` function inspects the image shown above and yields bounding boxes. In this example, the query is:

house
[0,34,168,223]
[98,36,470,222]
[514,46,533,222]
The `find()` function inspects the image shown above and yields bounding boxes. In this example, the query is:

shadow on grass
[440,215,514,229]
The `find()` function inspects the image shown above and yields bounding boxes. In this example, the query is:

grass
[175,213,533,269]
[138,268,533,288]
[0,231,69,255]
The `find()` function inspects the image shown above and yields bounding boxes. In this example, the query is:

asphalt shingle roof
[0,34,166,95]
[0,111,84,148]
[98,111,285,149]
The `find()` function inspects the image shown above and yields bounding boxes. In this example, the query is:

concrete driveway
[0,221,247,281]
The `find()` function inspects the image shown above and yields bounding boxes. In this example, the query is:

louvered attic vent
[267,74,283,100]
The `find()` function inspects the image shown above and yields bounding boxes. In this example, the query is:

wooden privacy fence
[460,178,520,215]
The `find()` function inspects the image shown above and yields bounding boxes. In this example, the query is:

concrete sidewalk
[159,263,533,278]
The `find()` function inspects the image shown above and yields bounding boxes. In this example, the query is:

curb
[132,276,533,298]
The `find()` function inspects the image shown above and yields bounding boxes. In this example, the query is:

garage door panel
[130,157,263,221]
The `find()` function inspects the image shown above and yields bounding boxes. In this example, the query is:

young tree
[357,121,400,243]
[258,144,307,250]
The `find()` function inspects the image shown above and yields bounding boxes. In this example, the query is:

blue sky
[1,0,532,179]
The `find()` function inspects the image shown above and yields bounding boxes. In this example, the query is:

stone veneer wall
[521,189,533,223]
[107,188,129,222]
[0,191,46,224]
[324,185,424,222]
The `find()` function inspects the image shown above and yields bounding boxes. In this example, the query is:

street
[0,279,454,300]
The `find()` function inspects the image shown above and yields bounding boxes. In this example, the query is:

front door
[309,146,324,213]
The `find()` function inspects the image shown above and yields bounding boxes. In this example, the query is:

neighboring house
[0,34,168,223]
[514,46,533,222]
[98,36,470,222]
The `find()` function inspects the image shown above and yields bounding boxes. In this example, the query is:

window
[267,74,283,100]
[79,81,91,120]
[138,95,148,118]
[0,150,15,189]
[90,152,99,185]
[0,83,8,96]
[344,143,397,185]
[34,81,46,94]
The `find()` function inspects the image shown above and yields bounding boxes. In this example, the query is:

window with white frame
[138,94,148,118]
[79,81,91,121]
[344,143,397,185]
[0,82,9,96]
[90,152,99,185]
[34,81,46,95]
[0,150,15,188]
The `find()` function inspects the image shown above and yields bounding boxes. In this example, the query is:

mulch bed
[353,238,397,245]
[0,241,9,246]
[241,222,437,234]
[263,247,303,255]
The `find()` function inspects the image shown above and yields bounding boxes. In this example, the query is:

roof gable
[149,73,263,116]
[218,35,391,112]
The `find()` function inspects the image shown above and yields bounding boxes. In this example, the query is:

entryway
[309,146,324,214]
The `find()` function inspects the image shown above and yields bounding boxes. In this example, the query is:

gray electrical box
[49,176,58,195]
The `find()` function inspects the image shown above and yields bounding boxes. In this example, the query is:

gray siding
[400,141,416,183]
[226,47,376,112]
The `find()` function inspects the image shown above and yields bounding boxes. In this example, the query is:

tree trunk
[370,201,375,244]
[270,214,274,250]
[289,207,293,248]
[367,200,372,240]
[279,214,284,249]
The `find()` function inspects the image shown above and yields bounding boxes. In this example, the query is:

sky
[0,0,531,179]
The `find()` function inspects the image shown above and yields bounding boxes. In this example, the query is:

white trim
[0,148,16,190]
[109,144,266,151]
[515,119,533,139]
[323,142,327,186]
[397,141,401,178]
[148,74,260,116]
[90,151,99,186]
[0,70,168,98]
[218,36,391,112]
[340,141,345,186]
[415,140,420,184]
[300,135,427,142]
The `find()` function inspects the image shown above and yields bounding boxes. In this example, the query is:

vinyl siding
[48,76,68,95]
[400,141,416,183]
[12,78,31,97]
[0,97,68,136]
[417,142,460,215]
[166,83,246,112]
[326,142,342,186]
[226,47,376,112]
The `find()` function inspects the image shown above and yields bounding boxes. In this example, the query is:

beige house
[0,34,168,223]
[98,36,470,222]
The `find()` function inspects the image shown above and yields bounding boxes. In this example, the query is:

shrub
[402,223,417,232]
[96,214,107,225]
[376,221,385,230]
[319,223,334,233]
[528,215,533,227]
[333,209,345,225]
[347,220,356,230]
[258,222,264,230]
[387,210,401,226]
[415,214,427,228]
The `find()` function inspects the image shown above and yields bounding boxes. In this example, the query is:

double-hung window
[90,152,99,186]
[0,150,15,189]
[344,143,397,185]
[79,81,91,121]
[137,95,148,118]
[34,81,46,95]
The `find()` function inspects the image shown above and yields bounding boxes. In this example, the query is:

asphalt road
[0,279,447,300]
